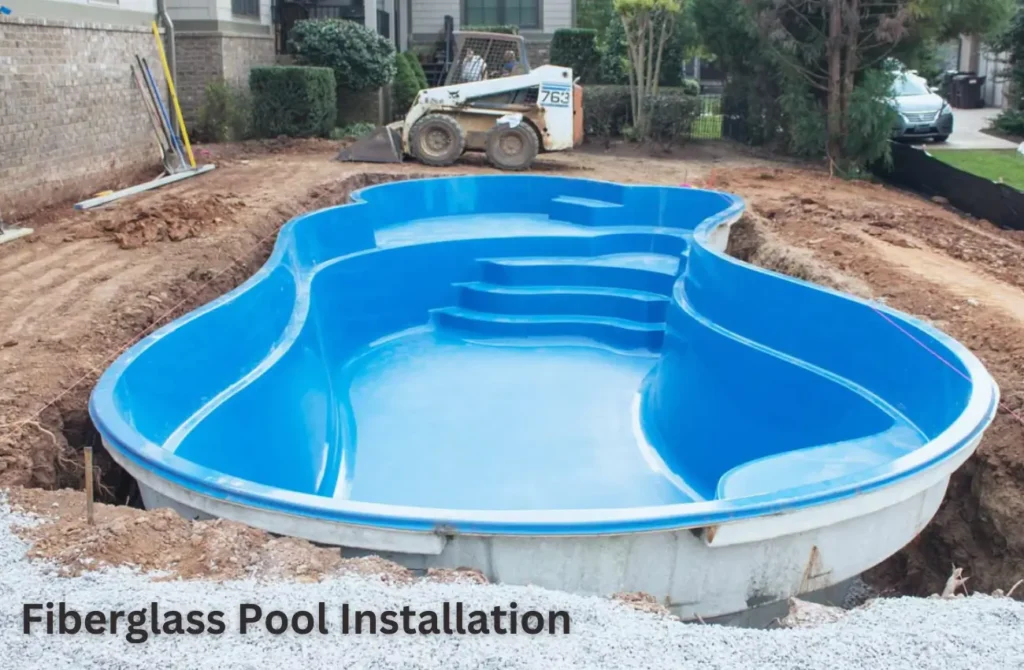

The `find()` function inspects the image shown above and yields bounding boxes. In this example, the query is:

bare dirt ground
[1,138,1022,596]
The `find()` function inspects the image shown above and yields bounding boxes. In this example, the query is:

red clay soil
[0,142,1021,595]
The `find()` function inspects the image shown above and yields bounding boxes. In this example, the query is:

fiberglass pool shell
[90,176,997,540]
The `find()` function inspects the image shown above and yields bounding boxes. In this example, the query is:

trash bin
[951,73,987,109]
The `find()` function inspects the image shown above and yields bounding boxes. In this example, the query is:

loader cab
[445,32,531,86]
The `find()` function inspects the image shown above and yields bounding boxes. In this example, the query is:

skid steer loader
[338,31,584,171]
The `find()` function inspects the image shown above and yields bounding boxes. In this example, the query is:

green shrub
[330,122,378,140]
[583,85,701,147]
[644,91,701,149]
[597,20,630,84]
[249,66,337,138]
[194,80,252,142]
[993,109,1024,137]
[461,25,519,34]
[407,52,429,90]
[596,17,696,86]
[549,28,601,83]
[680,78,700,96]
[576,0,618,36]
[288,19,396,92]
[393,52,421,114]
[583,85,631,144]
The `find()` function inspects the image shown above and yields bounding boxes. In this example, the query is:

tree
[757,0,913,169]
[990,0,1024,135]
[614,0,684,136]
[288,19,397,93]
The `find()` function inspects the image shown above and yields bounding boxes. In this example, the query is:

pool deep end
[91,176,998,619]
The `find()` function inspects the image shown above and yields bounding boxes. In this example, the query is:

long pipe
[156,0,176,92]
[151,22,196,168]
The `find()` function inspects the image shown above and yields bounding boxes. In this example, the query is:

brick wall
[174,32,274,127]
[526,39,551,67]
[0,17,165,218]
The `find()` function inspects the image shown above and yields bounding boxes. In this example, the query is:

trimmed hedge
[583,85,631,143]
[250,66,337,138]
[393,52,421,114]
[645,91,701,148]
[583,85,702,147]
[407,52,429,90]
[462,25,519,34]
[549,28,600,83]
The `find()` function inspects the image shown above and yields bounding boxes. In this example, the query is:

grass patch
[929,149,1024,191]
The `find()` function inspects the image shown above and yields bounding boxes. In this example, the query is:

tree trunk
[652,13,672,97]
[621,14,642,130]
[826,0,844,166]
[841,0,860,139]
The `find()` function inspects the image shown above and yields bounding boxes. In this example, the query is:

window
[891,74,930,97]
[232,0,260,18]
[462,0,540,29]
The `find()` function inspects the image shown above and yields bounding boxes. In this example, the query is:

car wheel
[934,135,950,143]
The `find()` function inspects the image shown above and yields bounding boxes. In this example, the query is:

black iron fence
[683,94,723,141]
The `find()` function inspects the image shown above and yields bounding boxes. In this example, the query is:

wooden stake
[84,447,95,525]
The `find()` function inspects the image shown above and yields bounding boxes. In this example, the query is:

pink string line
[868,304,1024,427]
[684,179,1021,430]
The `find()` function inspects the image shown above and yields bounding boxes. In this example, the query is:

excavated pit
[3,161,1022,602]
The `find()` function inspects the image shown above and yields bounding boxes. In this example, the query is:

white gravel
[1,501,1022,670]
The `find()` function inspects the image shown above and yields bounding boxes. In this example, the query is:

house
[937,36,1010,109]
[0,0,274,216]
[271,0,573,65]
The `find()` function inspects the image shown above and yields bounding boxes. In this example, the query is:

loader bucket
[336,126,403,164]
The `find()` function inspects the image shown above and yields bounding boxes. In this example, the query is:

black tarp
[874,141,1024,231]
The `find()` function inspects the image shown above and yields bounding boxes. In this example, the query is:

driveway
[942,107,1019,150]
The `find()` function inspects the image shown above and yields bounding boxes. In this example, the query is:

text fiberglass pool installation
[90,176,998,620]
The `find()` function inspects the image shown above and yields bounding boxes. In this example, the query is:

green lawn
[929,149,1024,191]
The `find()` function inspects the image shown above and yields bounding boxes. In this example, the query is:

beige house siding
[410,0,573,38]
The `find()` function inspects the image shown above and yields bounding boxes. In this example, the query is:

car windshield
[892,74,930,97]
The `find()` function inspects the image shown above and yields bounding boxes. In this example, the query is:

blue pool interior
[91,176,997,532]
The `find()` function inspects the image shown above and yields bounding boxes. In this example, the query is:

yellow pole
[151,21,196,168]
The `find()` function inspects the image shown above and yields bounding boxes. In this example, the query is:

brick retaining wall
[0,17,164,218]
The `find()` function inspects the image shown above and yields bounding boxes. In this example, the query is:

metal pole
[84,447,95,525]
[156,0,177,94]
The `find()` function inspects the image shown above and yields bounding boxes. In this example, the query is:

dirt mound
[92,193,249,249]
[10,487,413,582]
[193,137,343,165]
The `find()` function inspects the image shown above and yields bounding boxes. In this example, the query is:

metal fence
[683,94,723,141]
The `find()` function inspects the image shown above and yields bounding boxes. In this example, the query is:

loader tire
[409,114,466,167]
[485,122,539,171]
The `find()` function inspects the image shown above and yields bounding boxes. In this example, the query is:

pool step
[480,254,681,294]
[549,195,625,226]
[432,306,665,350]
[455,282,669,323]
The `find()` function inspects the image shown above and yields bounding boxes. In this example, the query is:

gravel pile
[1,500,1022,670]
